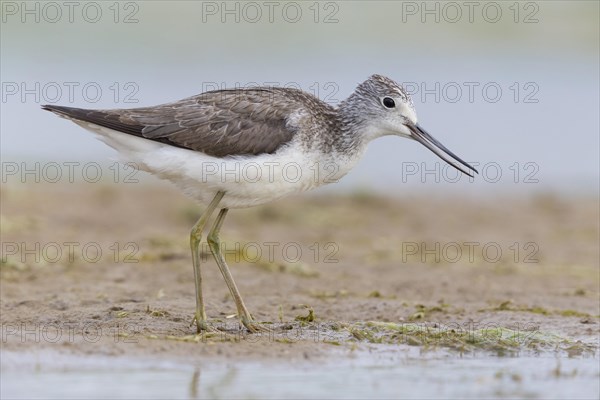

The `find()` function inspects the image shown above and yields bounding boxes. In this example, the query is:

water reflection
[2,349,598,399]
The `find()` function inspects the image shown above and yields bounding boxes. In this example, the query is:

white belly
[77,122,359,209]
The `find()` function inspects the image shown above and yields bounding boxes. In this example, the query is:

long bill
[407,123,478,178]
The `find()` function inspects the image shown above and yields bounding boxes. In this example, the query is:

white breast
[77,122,361,209]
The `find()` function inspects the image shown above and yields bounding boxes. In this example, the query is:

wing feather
[42,88,312,157]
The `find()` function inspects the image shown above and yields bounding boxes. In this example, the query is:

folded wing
[42,88,305,157]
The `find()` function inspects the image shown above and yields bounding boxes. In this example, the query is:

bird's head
[340,74,478,177]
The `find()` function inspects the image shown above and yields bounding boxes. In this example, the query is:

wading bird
[43,74,477,333]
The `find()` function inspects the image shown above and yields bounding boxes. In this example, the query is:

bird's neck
[333,97,375,155]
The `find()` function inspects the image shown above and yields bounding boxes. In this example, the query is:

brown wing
[42,88,308,157]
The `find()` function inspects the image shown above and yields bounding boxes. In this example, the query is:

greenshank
[43,74,477,333]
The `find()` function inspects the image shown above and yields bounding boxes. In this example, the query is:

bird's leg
[207,208,267,333]
[190,191,225,333]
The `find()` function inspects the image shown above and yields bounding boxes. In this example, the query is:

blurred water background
[1,1,598,195]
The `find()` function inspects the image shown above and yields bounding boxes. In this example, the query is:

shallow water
[2,348,598,400]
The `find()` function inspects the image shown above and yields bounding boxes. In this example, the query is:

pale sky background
[1,1,598,195]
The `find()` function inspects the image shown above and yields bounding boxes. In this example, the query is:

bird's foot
[190,312,270,334]
[190,314,220,333]
[241,315,272,334]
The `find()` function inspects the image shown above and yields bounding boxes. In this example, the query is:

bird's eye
[382,97,395,109]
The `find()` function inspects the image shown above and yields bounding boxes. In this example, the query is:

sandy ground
[1,183,599,361]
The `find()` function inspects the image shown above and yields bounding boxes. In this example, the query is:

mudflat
[1,183,598,360]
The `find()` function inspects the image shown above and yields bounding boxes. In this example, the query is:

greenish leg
[190,191,224,333]
[207,208,267,333]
